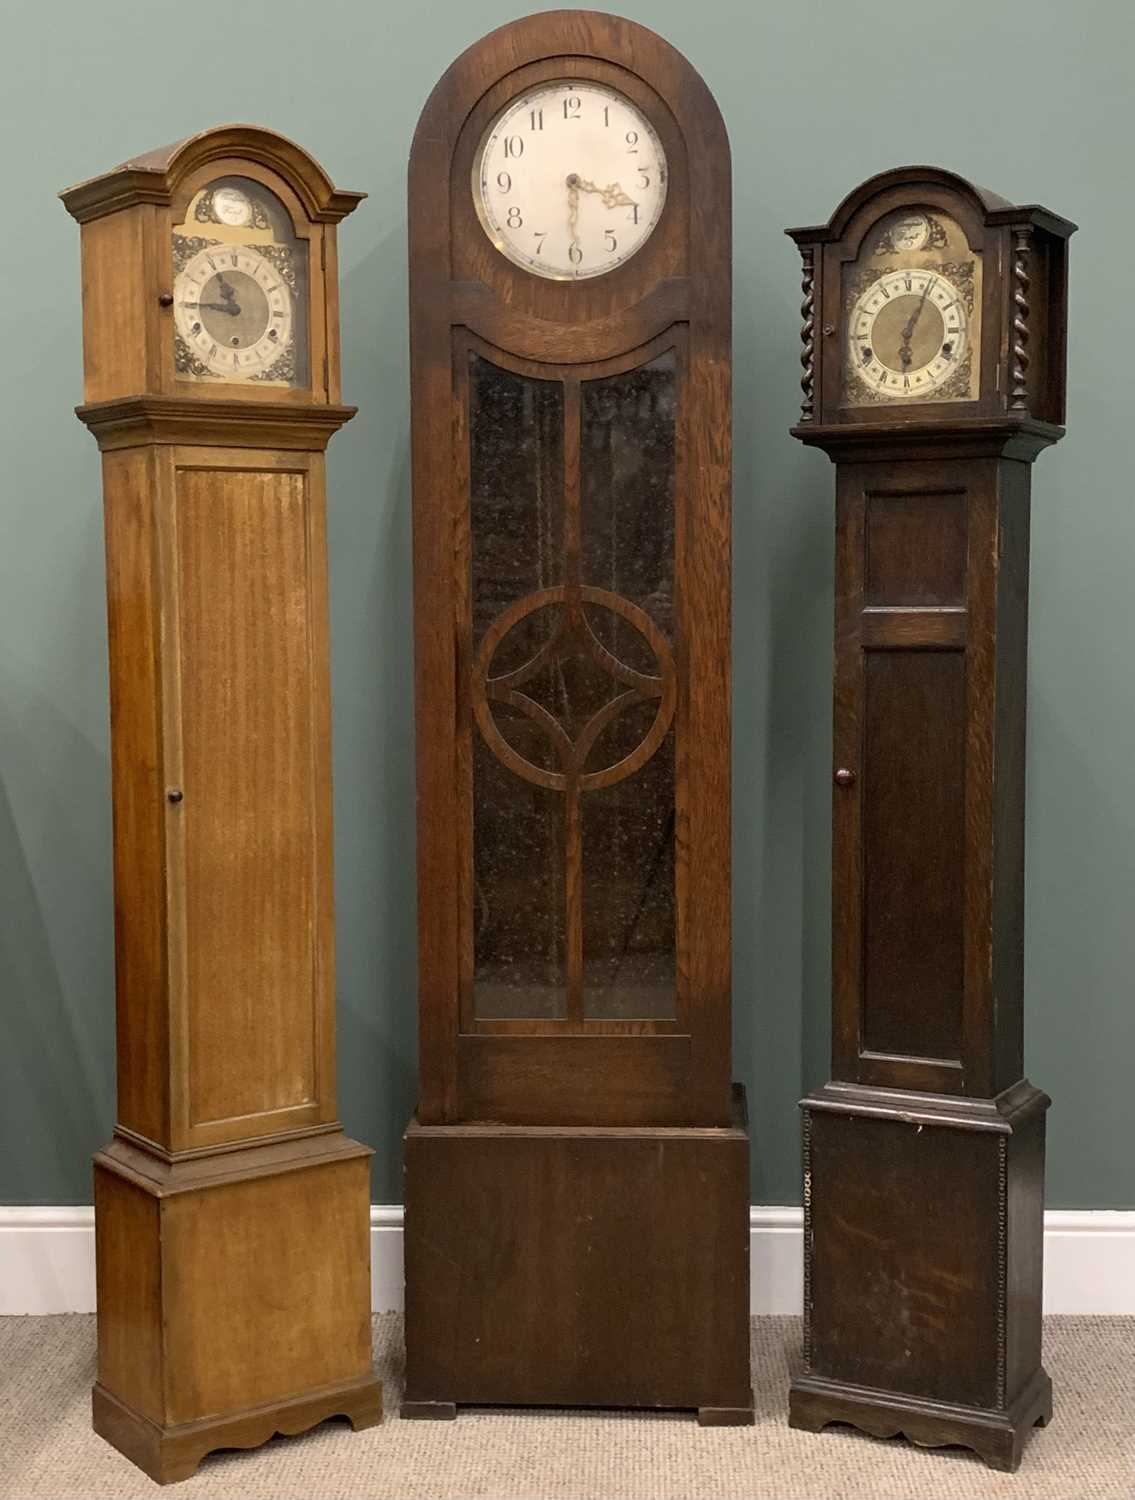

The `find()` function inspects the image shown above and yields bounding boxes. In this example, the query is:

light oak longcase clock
[61,127,380,1484]
[787,168,1074,1471]
[402,11,752,1422]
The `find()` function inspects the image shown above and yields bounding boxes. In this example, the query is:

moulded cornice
[60,123,365,225]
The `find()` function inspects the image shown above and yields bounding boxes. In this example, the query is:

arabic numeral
[533,232,547,256]
[603,105,610,126]
[563,95,581,119]
[628,203,640,225]
[507,206,523,229]
[529,108,543,131]
[503,136,523,159]
[496,171,512,192]
[625,129,639,153]
[637,169,650,189]
[604,229,618,252]
[569,242,583,265]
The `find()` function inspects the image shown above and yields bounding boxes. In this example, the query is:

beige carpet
[1,1316,1131,1499]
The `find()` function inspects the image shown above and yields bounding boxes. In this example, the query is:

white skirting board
[1,1205,1132,1317]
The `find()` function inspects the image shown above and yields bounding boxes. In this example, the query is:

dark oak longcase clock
[787,168,1074,1471]
[402,11,751,1422]
[62,127,381,1484]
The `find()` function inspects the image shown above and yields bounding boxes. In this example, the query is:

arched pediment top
[787,164,1075,246]
[410,9,728,171]
[61,124,365,225]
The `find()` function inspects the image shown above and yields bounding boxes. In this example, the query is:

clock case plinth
[402,1088,752,1421]
[62,128,380,1484]
[404,13,751,1422]
[787,170,1075,1473]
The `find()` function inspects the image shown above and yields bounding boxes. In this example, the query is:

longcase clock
[402,11,751,1422]
[786,167,1074,1470]
[61,127,380,1483]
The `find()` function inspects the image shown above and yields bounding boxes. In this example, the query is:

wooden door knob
[834,768,855,787]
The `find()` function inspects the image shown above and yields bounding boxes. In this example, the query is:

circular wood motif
[472,584,676,793]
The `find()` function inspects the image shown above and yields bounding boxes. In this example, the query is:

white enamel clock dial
[173,243,293,379]
[473,81,667,279]
[849,267,969,399]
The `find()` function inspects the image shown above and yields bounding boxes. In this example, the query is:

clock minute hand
[898,277,934,366]
[566,174,581,254]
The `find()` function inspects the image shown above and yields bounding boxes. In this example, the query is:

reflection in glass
[470,358,567,1018]
[580,353,677,1020]
[467,348,679,1024]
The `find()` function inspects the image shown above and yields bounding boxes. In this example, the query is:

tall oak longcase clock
[787,168,1074,1471]
[61,127,381,1484]
[402,11,752,1421]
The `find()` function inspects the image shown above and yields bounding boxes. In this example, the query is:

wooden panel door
[164,447,337,1152]
[832,456,1018,1099]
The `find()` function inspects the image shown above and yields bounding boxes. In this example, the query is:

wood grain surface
[786,168,1074,1470]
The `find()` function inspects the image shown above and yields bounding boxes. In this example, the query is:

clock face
[848,267,969,399]
[473,81,667,280]
[171,176,308,388]
[842,206,982,407]
[174,244,294,379]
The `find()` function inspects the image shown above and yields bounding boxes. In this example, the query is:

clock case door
[410,25,733,1129]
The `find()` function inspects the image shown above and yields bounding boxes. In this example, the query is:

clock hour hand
[573,176,637,211]
[182,300,242,315]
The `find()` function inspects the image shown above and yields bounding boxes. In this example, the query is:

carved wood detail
[801,1106,814,1371]
[996,1132,1009,1408]
[1009,228,1032,411]
[799,246,816,421]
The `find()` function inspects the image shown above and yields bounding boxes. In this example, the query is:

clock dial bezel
[472,79,669,281]
[448,55,689,330]
[166,158,324,403]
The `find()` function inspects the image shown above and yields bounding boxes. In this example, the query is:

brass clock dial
[849,266,969,399]
[473,81,667,280]
[174,243,293,379]
[171,175,308,387]
[842,206,981,407]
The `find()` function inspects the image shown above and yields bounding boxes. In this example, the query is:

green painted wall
[1,0,1131,1208]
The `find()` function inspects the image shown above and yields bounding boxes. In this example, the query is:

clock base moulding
[92,1134,382,1486]
[400,1086,754,1422]
[789,1081,1050,1473]
[790,1369,1051,1475]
